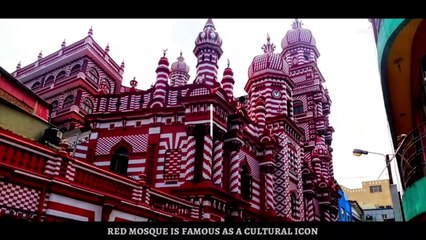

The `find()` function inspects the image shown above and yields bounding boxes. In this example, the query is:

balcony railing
[0,129,195,221]
[399,122,426,188]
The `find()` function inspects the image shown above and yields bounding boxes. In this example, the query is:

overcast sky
[0,19,396,189]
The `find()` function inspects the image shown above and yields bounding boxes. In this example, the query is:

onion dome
[248,34,289,79]
[311,137,331,160]
[171,51,190,73]
[194,18,222,48]
[281,19,316,49]
[130,77,138,88]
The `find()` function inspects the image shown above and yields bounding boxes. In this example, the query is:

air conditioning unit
[43,127,62,146]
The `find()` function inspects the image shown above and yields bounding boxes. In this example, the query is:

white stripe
[74,152,87,159]
[46,209,88,221]
[76,145,88,151]
[109,210,149,222]
[94,161,110,167]
[128,159,146,164]
[149,127,161,134]
[127,167,145,173]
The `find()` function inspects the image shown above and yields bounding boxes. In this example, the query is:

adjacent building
[1,19,338,222]
[370,18,426,221]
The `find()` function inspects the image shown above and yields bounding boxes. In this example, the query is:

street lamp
[352,149,393,184]
[352,148,405,221]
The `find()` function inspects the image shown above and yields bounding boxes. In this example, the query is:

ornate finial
[105,43,110,53]
[227,58,230,68]
[120,60,125,69]
[61,39,66,48]
[162,48,168,57]
[261,34,276,53]
[177,51,184,61]
[88,26,93,36]
[130,77,138,88]
[292,19,303,29]
[16,61,21,70]
[38,51,43,60]
[205,18,215,29]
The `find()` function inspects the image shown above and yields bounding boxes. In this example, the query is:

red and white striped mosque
[0,19,338,222]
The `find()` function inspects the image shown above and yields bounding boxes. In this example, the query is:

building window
[110,146,129,175]
[369,185,382,193]
[291,193,297,218]
[293,100,304,114]
[87,67,99,84]
[44,75,55,86]
[241,164,252,200]
[82,98,94,114]
[62,95,75,109]
[102,79,112,93]
[31,82,41,90]
[51,100,59,113]
[56,70,67,81]
[287,100,292,117]
[70,64,81,76]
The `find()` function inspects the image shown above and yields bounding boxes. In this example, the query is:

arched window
[102,79,112,93]
[51,100,59,113]
[291,193,298,218]
[87,67,99,84]
[293,100,304,115]
[31,82,41,90]
[56,70,67,81]
[44,75,55,86]
[70,64,81,76]
[82,98,94,114]
[110,146,129,175]
[62,95,74,109]
[241,164,252,200]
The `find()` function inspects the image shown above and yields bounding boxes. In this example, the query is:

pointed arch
[240,157,252,200]
[109,139,133,175]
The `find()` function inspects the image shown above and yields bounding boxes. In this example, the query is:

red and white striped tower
[221,59,235,100]
[260,162,275,213]
[185,125,196,181]
[202,124,213,180]
[170,52,190,87]
[229,140,242,194]
[212,129,225,186]
[153,50,170,104]
[193,19,223,88]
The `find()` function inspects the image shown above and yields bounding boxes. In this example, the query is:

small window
[369,185,382,193]
[110,146,129,175]
[87,67,99,84]
[82,98,93,114]
[291,193,298,218]
[51,100,59,113]
[166,118,172,125]
[70,64,81,76]
[44,75,55,86]
[62,95,75,109]
[293,100,304,115]
[241,164,252,200]
[56,71,67,81]
[31,82,41,90]
[109,124,115,130]
[135,121,141,127]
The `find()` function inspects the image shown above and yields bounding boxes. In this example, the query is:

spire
[292,19,303,29]
[61,39,66,48]
[16,61,21,70]
[120,60,125,69]
[88,26,93,36]
[227,58,230,68]
[38,51,43,60]
[221,58,234,100]
[178,51,184,61]
[105,43,110,54]
[204,18,215,30]
[262,33,276,53]
[163,48,168,57]
[130,77,138,88]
